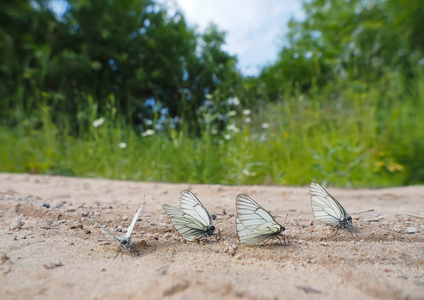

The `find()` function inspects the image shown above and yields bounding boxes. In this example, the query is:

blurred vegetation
[0,0,423,187]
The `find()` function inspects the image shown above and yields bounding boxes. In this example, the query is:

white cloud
[172,0,304,76]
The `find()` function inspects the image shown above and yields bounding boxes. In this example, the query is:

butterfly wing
[163,204,209,241]
[125,201,144,239]
[236,194,283,245]
[236,217,283,245]
[85,217,122,243]
[179,189,213,227]
[310,182,349,226]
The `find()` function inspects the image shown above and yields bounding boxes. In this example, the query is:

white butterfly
[309,182,355,235]
[236,194,285,245]
[163,190,216,242]
[85,201,144,252]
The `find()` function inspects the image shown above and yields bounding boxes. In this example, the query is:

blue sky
[170,0,305,76]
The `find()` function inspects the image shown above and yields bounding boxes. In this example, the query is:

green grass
[1,71,423,187]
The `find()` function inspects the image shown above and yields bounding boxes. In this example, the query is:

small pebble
[406,227,418,234]
[121,215,129,222]
[10,218,22,230]
[414,280,424,286]
[116,225,124,232]
[81,211,89,217]
[69,223,83,229]
[1,253,10,263]
[42,203,50,209]
[393,225,402,232]
[43,262,64,269]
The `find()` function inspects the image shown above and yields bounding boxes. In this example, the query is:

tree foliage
[1,0,423,133]
[0,0,242,134]
[260,0,424,98]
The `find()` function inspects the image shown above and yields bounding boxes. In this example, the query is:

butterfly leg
[285,228,292,243]
[262,237,278,246]
[347,225,358,237]
[216,228,222,241]
[329,226,340,238]
[276,236,284,246]
[282,234,287,245]
[129,244,140,257]
[210,228,222,242]
[275,233,288,246]
[114,247,123,259]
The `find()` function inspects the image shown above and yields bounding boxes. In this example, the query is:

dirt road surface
[1,173,423,299]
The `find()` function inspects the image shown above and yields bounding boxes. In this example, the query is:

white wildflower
[242,169,256,177]
[242,109,251,116]
[141,129,155,137]
[204,113,212,124]
[211,128,218,135]
[244,117,251,123]
[227,110,237,117]
[227,97,240,106]
[227,124,239,133]
[224,134,231,140]
[92,117,105,128]
[261,123,269,129]
[119,142,127,149]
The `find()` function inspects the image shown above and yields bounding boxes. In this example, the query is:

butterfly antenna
[402,214,424,220]
[142,196,146,210]
[283,214,290,245]
[214,214,234,225]
[351,209,374,216]
[215,208,227,216]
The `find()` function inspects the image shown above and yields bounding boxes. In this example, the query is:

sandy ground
[0,173,424,300]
